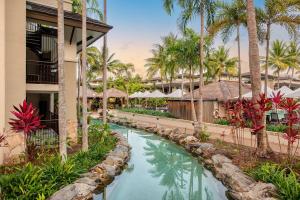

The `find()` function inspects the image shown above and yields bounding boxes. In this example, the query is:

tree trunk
[181,71,184,98]
[289,68,294,88]
[264,23,271,94]
[189,67,197,121]
[102,0,108,124]
[277,71,280,90]
[237,24,242,99]
[197,11,204,132]
[246,0,266,156]
[81,0,88,151]
[77,58,82,131]
[57,0,67,161]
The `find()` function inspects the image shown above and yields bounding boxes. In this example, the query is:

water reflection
[144,140,213,200]
[95,125,227,200]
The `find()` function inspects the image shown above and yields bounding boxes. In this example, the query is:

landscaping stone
[48,132,130,200]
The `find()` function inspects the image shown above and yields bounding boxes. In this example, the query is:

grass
[121,108,175,118]
[0,124,117,200]
[214,119,287,133]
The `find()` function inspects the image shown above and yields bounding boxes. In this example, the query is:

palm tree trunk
[81,0,88,151]
[102,0,108,124]
[277,71,280,89]
[57,0,67,161]
[264,23,271,93]
[77,58,81,130]
[181,71,184,98]
[289,68,294,88]
[197,10,204,133]
[237,23,242,99]
[189,67,197,121]
[247,0,266,156]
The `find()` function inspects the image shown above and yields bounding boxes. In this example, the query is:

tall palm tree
[288,41,300,88]
[145,44,168,93]
[260,0,300,94]
[208,0,246,98]
[102,0,108,123]
[81,0,88,151]
[265,40,293,88]
[206,46,238,81]
[57,0,67,161]
[246,0,265,156]
[163,0,215,132]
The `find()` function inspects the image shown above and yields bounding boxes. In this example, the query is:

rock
[228,182,278,200]
[211,154,232,166]
[179,136,198,146]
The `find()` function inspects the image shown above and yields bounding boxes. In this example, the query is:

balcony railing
[27,119,59,146]
[26,60,58,84]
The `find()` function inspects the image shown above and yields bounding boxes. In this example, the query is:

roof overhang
[26,1,113,52]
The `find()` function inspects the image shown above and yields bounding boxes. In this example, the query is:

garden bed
[0,124,130,200]
[120,108,175,118]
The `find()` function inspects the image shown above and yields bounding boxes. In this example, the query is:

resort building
[0,0,111,161]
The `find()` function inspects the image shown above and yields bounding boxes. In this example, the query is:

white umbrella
[145,90,167,98]
[140,91,151,98]
[242,85,274,98]
[129,91,143,98]
[167,89,185,98]
[275,86,293,96]
[284,88,300,98]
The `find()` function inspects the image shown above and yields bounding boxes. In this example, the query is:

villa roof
[99,88,128,98]
[79,87,101,98]
[183,81,251,101]
[26,1,113,33]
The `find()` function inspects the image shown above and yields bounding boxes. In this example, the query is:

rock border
[110,116,278,200]
[48,132,131,200]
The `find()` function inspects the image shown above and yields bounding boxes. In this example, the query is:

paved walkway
[109,110,300,156]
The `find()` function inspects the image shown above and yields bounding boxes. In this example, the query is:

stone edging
[48,132,131,200]
[110,116,278,200]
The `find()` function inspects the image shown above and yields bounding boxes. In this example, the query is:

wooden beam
[69,27,75,45]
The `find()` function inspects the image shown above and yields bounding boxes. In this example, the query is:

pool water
[95,124,228,200]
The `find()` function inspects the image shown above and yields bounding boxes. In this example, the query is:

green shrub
[0,125,117,200]
[250,163,300,200]
[214,118,230,125]
[121,108,174,118]
[266,124,287,133]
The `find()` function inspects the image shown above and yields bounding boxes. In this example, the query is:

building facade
[0,0,111,163]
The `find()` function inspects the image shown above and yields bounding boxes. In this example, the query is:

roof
[79,87,101,98]
[183,81,251,101]
[26,1,113,33]
[99,88,128,98]
[167,89,185,99]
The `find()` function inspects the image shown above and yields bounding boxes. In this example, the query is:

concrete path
[109,110,300,156]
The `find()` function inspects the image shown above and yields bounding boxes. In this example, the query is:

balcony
[26,60,58,84]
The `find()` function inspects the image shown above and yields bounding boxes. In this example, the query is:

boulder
[229,182,278,200]
[179,136,198,146]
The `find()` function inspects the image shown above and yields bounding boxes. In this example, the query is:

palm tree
[57,0,67,161]
[265,40,293,89]
[246,0,265,156]
[72,0,103,21]
[287,41,300,88]
[145,44,168,93]
[102,0,108,123]
[208,0,246,98]
[260,0,300,94]
[81,0,88,151]
[206,46,238,81]
[163,0,215,132]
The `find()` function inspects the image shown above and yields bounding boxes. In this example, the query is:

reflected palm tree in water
[144,140,212,200]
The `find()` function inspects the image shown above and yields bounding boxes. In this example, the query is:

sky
[93,0,292,77]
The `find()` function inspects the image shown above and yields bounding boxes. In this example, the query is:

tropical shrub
[214,118,230,125]
[0,126,117,200]
[121,108,174,118]
[266,124,287,133]
[250,163,300,200]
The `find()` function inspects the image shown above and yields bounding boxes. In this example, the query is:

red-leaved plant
[9,100,43,159]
